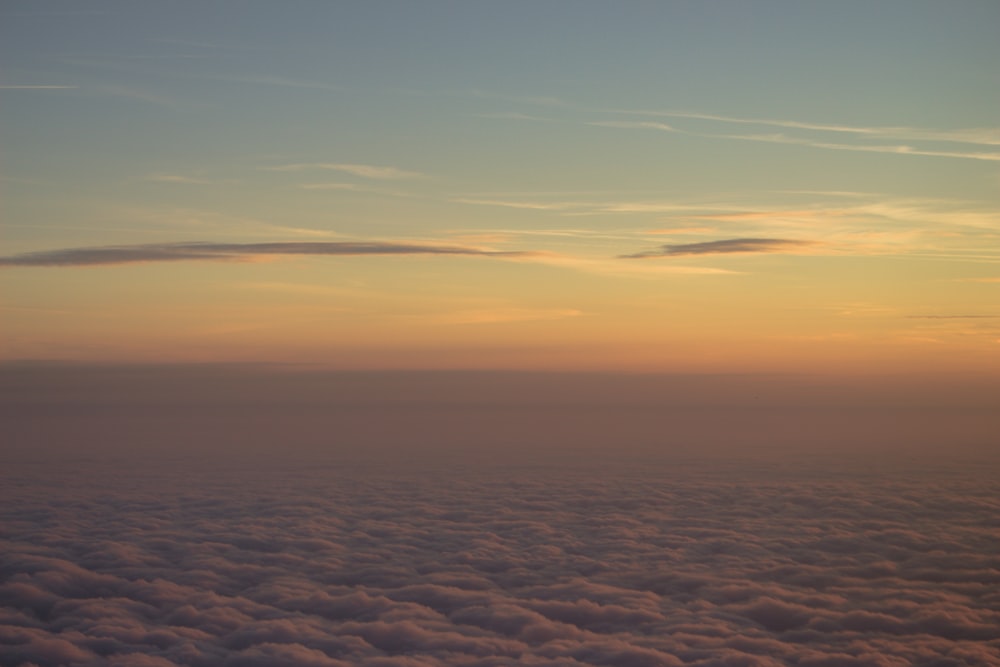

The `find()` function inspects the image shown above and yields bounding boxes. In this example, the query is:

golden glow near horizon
[2,2,999,374]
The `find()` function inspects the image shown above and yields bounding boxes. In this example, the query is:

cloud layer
[2,456,997,667]
[0,241,529,267]
[3,366,999,667]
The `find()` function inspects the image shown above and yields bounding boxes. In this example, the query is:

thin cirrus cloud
[453,196,764,217]
[450,191,998,237]
[474,90,1000,157]
[592,119,1000,162]
[434,307,584,325]
[450,197,582,211]
[905,314,999,320]
[262,163,425,180]
[298,182,365,191]
[622,237,816,259]
[587,120,678,132]
[219,75,342,91]
[719,132,1000,162]
[144,173,222,185]
[0,84,80,89]
[0,241,532,268]
[646,227,718,235]
[623,109,1000,147]
[498,96,1000,160]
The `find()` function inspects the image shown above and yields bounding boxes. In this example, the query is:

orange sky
[2,3,999,376]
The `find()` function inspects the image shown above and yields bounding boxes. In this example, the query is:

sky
[3,6,1000,664]
[2,0,999,374]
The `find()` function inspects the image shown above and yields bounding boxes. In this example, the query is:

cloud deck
[3,367,998,666]
[3,460,998,667]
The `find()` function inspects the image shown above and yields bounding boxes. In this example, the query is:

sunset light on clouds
[2,3,999,666]
[2,1,999,373]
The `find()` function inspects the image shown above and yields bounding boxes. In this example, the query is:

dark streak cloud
[0,241,532,267]
[622,238,815,258]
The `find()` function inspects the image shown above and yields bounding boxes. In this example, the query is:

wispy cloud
[91,83,192,110]
[263,163,425,180]
[449,193,998,261]
[220,75,341,91]
[144,173,224,185]
[646,227,718,235]
[473,111,554,122]
[452,196,750,216]
[0,239,737,279]
[435,307,584,325]
[604,108,1000,147]
[490,95,1000,162]
[450,228,641,242]
[713,132,1000,162]
[4,9,108,16]
[0,241,532,268]
[623,238,816,259]
[0,85,79,89]
[451,197,581,211]
[448,192,996,265]
[587,120,677,132]
[598,202,733,214]
[468,89,569,108]
[689,209,844,222]
[103,206,343,239]
[298,182,364,191]
[297,182,428,201]
[592,119,1000,161]
[56,47,339,90]
[516,252,739,277]
[846,200,1000,232]
[905,314,999,320]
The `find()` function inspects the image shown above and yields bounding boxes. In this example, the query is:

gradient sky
[3,1,999,373]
